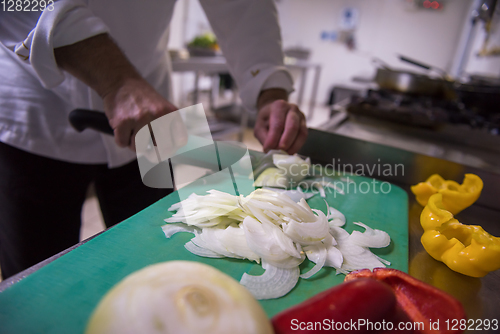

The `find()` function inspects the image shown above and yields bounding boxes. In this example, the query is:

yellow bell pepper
[411,173,483,215]
[420,193,500,277]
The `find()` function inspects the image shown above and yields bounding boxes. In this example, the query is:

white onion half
[86,261,273,334]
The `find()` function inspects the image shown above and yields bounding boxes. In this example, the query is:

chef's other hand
[254,89,308,155]
[102,78,180,151]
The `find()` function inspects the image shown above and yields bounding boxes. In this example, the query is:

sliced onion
[161,223,198,238]
[252,149,286,179]
[326,206,346,224]
[214,225,260,262]
[321,180,345,195]
[272,154,311,183]
[282,209,329,245]
[316,183,326,198]
[184,241,225,258]
[321,234,343,268]
[305,236,343,270]
[242,216,303,269]
[166,191,243,227]
[301,243,327,279]
[322,233,337,247]
[240,261,300,300]
[163,188,393,300]
[338,244,386,272]
[329,218,346,227]
[331,226,387,271]
[262,187,314,202]
[248,190,315,223]
[349,222,391,248]
[376,255,391,266]
[253,168,288,188]
[299,178,345,196]
[191,226,260,262]
[325,245,343,269]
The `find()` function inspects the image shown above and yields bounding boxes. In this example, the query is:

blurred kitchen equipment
[346,89,499,132]
[398,55,450,80]
[284,47,311,60]
[451,81,500,116]
[454,0,498,76]
[373,55,500,116]
[372,57,447,97]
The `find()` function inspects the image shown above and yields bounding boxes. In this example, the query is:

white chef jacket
[0,0,293,167]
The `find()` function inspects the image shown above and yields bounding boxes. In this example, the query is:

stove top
[347,89,500,135]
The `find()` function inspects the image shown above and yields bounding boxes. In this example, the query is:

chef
[0,0,308,279]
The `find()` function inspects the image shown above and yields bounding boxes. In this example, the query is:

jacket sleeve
[198,0,294,112]
[1,0,109,89]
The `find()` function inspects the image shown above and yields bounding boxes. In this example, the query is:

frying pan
[373,56,448,97]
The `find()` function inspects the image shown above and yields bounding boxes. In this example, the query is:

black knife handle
[69,109,114,135]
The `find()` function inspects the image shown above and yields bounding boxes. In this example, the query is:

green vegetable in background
[188,33,218,49]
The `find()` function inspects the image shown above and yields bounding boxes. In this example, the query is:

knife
[68,109,257,193]
[69,109,114,135]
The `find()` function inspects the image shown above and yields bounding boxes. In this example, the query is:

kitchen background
[168,0,500,110]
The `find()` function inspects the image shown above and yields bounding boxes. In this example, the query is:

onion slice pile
[163,188,391,299]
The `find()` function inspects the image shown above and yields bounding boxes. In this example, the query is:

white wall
[276,0,473,104]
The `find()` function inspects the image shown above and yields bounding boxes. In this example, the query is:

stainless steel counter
[299,128,500,332]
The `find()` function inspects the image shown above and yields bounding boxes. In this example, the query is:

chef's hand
[55,34,186,151]
[254,88,308,154]
[102,77,179,150]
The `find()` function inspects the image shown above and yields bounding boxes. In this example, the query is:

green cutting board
[0,173,408,334]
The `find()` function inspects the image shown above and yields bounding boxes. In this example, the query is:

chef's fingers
[253,111,268,146]
[278,105,304,152]
[112,110,155,151]
[112,117,135,148]
[286,117,308,155]
[262,101,289,152]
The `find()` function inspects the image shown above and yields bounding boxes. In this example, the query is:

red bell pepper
[271,278,400,334]
[345,268,467,334]
[272,269,466,334]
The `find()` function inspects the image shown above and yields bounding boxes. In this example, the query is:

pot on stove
[373,56,448,98]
